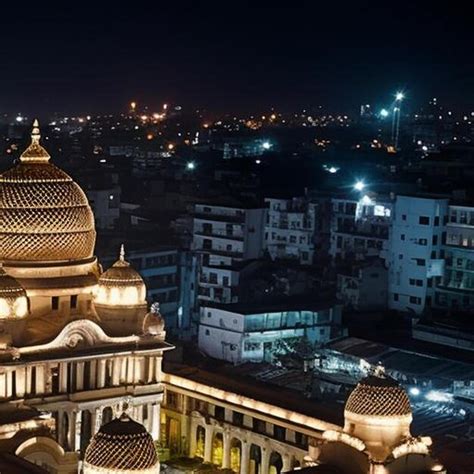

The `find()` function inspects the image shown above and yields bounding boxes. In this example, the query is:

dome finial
[120,243,125,262]
[31,119,41,144]
[20,119,50,163]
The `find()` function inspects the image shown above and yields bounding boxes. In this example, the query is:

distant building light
[186,162,195,170]
[409,387,421,396]
[262,141,271,150]
[380,108,389,118]
[255,159,261,164]
[354,180,365,191]
[16,116,24,123]
[425,390,453,403]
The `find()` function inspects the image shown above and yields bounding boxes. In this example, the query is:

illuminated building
[0,121,170,472]
[388,196,447,314]
[264,197,317,265]
[0,121,445,473]
[193,201,266,304]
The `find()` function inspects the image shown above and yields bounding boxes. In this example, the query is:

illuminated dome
[95,245,146,306]
[142,302,165,336]
[345,366,411,418]
[0,120,96,263]
[83,413,159,474]
[0,265,28,319]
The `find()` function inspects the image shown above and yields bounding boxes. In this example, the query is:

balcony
[194,212,245,223]
[194,229,244,241]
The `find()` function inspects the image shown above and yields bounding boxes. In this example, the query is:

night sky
[0,2,472,115]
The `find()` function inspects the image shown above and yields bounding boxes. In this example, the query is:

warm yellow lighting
[131,101,137,110]
[147,134,153,140]
[167,143,175,150]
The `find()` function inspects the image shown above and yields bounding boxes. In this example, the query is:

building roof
[345,367,412,418]
[0,121,96,262]
[84,413,159,472]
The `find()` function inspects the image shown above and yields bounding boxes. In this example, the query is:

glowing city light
[328,166,338,174]
[16,115,24,122]
[380,108,389,118]
[186,161,196,170]
[354,180,366,191]
[262,141,271,150]
[395,92,404,101]
[255,159,261,164]
[409,387,421,396]
[425,390,453,403]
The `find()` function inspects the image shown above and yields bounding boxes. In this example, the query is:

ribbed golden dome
[345,366,411,418]
[94,245,146,306]
[83,413,159,474]
[0,265,28,319]
[0,120,96,263]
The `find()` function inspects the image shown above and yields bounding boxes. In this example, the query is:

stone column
[222,430,231,469]
[261,446,270,474]
[36,365,45,395]
[67,411,76,451]
[75,410,82,452]
[282,454,291,473]
[147,356,154,383]
[59,363,68,393]
[150,403,160,440]
[189,419,198,457]
[89,359,97,389]
[97,359,106,388]
[154,356,162,382]
[5,370,13,398]
[76,362,84,391]
[16,367,26,398]
[94,406,103,433]
[240,441,250,474]
[204,424,214,463]
[112,358,121,386]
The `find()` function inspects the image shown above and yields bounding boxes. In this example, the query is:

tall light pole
[394,92,404,150]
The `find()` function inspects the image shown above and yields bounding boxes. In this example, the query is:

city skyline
[0,2,472,115]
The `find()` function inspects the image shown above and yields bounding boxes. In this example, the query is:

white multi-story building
[198,302,344,363]
[264,197,316,265]
[388,195,448,315]
[330,194,392,262]
[435,204,474,309]
[193,203,266,304]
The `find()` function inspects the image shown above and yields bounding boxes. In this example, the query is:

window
[401,234,405,241]
[399,254,403,260]
[409,296,422,305]
[274,425,286,441]
[393,293,399,301]
[70,295,78,309]
[214,406,225,421]
[205,329,210,336]
[434,216,440,226]
[432,235,438,245]
[232,411,244,426]
[409,278,415,285]
[52,296,59,311]
[418,238,427,245]
[402,214,407,221]
[419,216,430,225]
[413,258,425,266]
[431,250,437,259]
[290,235,297,244]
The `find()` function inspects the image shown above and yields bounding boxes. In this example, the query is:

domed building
[0,120,99,344]
[311,365,446,474]
[83,413,160,474]
[0,121,170,474]
[94,245,148,336]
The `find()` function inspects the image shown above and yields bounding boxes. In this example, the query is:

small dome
[0,265,28,319]
[0,120,96,262]
[95,245,146,307]
[142,302,165,336]
[345,366,411,418]
[83,413,159,474]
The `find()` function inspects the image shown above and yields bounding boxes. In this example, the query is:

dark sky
[0,2,472,115]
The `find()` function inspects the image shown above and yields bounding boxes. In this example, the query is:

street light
[354,180,365,191]
[392,92,405,150]
[186,161,195,170]
[380,108,389,118]
[396,92,405,101]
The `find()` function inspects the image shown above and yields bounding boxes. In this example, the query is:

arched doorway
[230,438,242,473]
[60,412,69,449]
[212,432,224,466]
[195,425,206,458]
[249,444,262,474]
[80,411,92,453]
[102,406,113,425]
[269,452,283,474]
[291,457,301,470]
